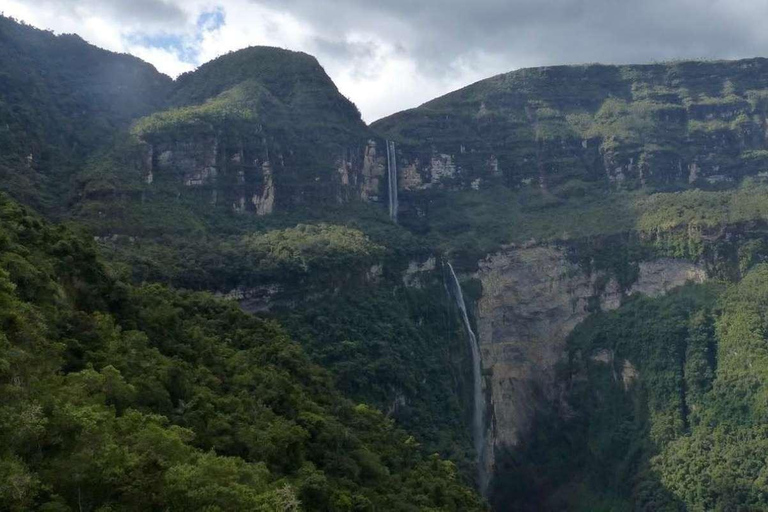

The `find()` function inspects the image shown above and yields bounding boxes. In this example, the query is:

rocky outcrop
[472,244,705,473]
[392,151,462,191]
[252,161,275,215]
[138,135,393,215]
[359,140,387,201]
[629,258,707,297]
[216,285,281,314]
[402,256,436,288]
[590,349,640,391]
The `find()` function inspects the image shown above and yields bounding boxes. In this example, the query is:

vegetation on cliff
[374,59,768,192]
[0,193,485,511]
[0,15,171,212]
[11,13,768,511]
[497,265,768,511]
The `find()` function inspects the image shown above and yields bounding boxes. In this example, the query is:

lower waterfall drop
[445,261,488,495]
[386,140,398,222]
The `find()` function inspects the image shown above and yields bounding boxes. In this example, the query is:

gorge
[5,13,768,511]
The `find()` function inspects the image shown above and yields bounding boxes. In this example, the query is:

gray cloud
[312,38,383,80]
[30,0,187,26]
[243,0,768,119]
[9,0,768,120]
[253,0,768,75]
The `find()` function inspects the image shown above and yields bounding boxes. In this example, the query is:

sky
[4,0,768,122]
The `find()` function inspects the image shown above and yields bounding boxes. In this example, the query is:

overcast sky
[5,0,768,121]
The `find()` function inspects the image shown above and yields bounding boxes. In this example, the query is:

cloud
[126,45,196,77]
[5,0,768,121]
[5,0,187,28]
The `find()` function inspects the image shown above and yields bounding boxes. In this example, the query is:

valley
[4,14,768,510]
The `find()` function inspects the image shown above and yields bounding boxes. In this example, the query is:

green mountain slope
[0,193,484,511]
[374,58,768,191]
[495,268,768,511]
[371,59,768,255]
[66,46,383,238]
[169,46,364,131]
[0,16,172,212]
[10,13,768,512]
[0,18,478,484]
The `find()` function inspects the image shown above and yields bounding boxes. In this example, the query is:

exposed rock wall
[373,59,768,196]
[629,258,707,297]
[402,256,436,288]
[139,136,390,215]
[472,244,706,474]
[216,285,282,314]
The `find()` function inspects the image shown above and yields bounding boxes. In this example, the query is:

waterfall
[386,140,398,222]
[445,261,488,494]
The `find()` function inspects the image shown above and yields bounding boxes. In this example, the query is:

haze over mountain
[5,11,768,512]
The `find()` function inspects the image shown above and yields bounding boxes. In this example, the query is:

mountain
[374,59,768,193]
[6,13,768,512]
[0,17,485,511]
[370,60,768,253]
[368,58,768,510]
[0,16,387,232]
[61,44,396,240]
[0,16,172,212]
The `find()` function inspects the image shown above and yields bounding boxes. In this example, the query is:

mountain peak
[170,46,360,120]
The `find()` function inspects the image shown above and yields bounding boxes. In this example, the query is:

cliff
[471,244,706,482]
[65,46,396,233]
[373,59,768,203]
[8,14,768,509]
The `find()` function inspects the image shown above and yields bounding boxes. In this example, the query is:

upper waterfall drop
[386,140,398,223]
[445,261,489,495]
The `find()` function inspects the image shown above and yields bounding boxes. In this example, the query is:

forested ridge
[0,195,484,510]
[8,11,768,512]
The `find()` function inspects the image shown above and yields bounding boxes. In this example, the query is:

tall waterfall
[445,262,488,494]
[386,140,398,222]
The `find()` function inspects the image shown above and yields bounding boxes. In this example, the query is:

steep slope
[0,16,172,212]
[0,19,484,505]
[0,16,390,230]
[11,13,768,509]
[169,46,364,130]
[0,20,479,488]
[72,46,388,233]
[0,192,485,511]
[492,267,768,511]
[373,59,768,221]
[371,57,768,508]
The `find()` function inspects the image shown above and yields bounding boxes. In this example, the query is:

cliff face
[135,132,387,216]
[365,62,768,489]
[0,18,388,220]
[470,244,706,475]
[10,15,768,505]
[373,59,768,203]
[117,47,387,217]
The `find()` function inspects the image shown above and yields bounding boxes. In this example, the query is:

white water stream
[445,262,488,494]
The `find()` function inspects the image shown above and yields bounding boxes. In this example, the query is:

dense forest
[7,12,768,512]
[0,195,484,510]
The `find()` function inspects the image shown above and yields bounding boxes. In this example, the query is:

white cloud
[324,35,481,121]
[127,45,196,76]
[192,0,315,65]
